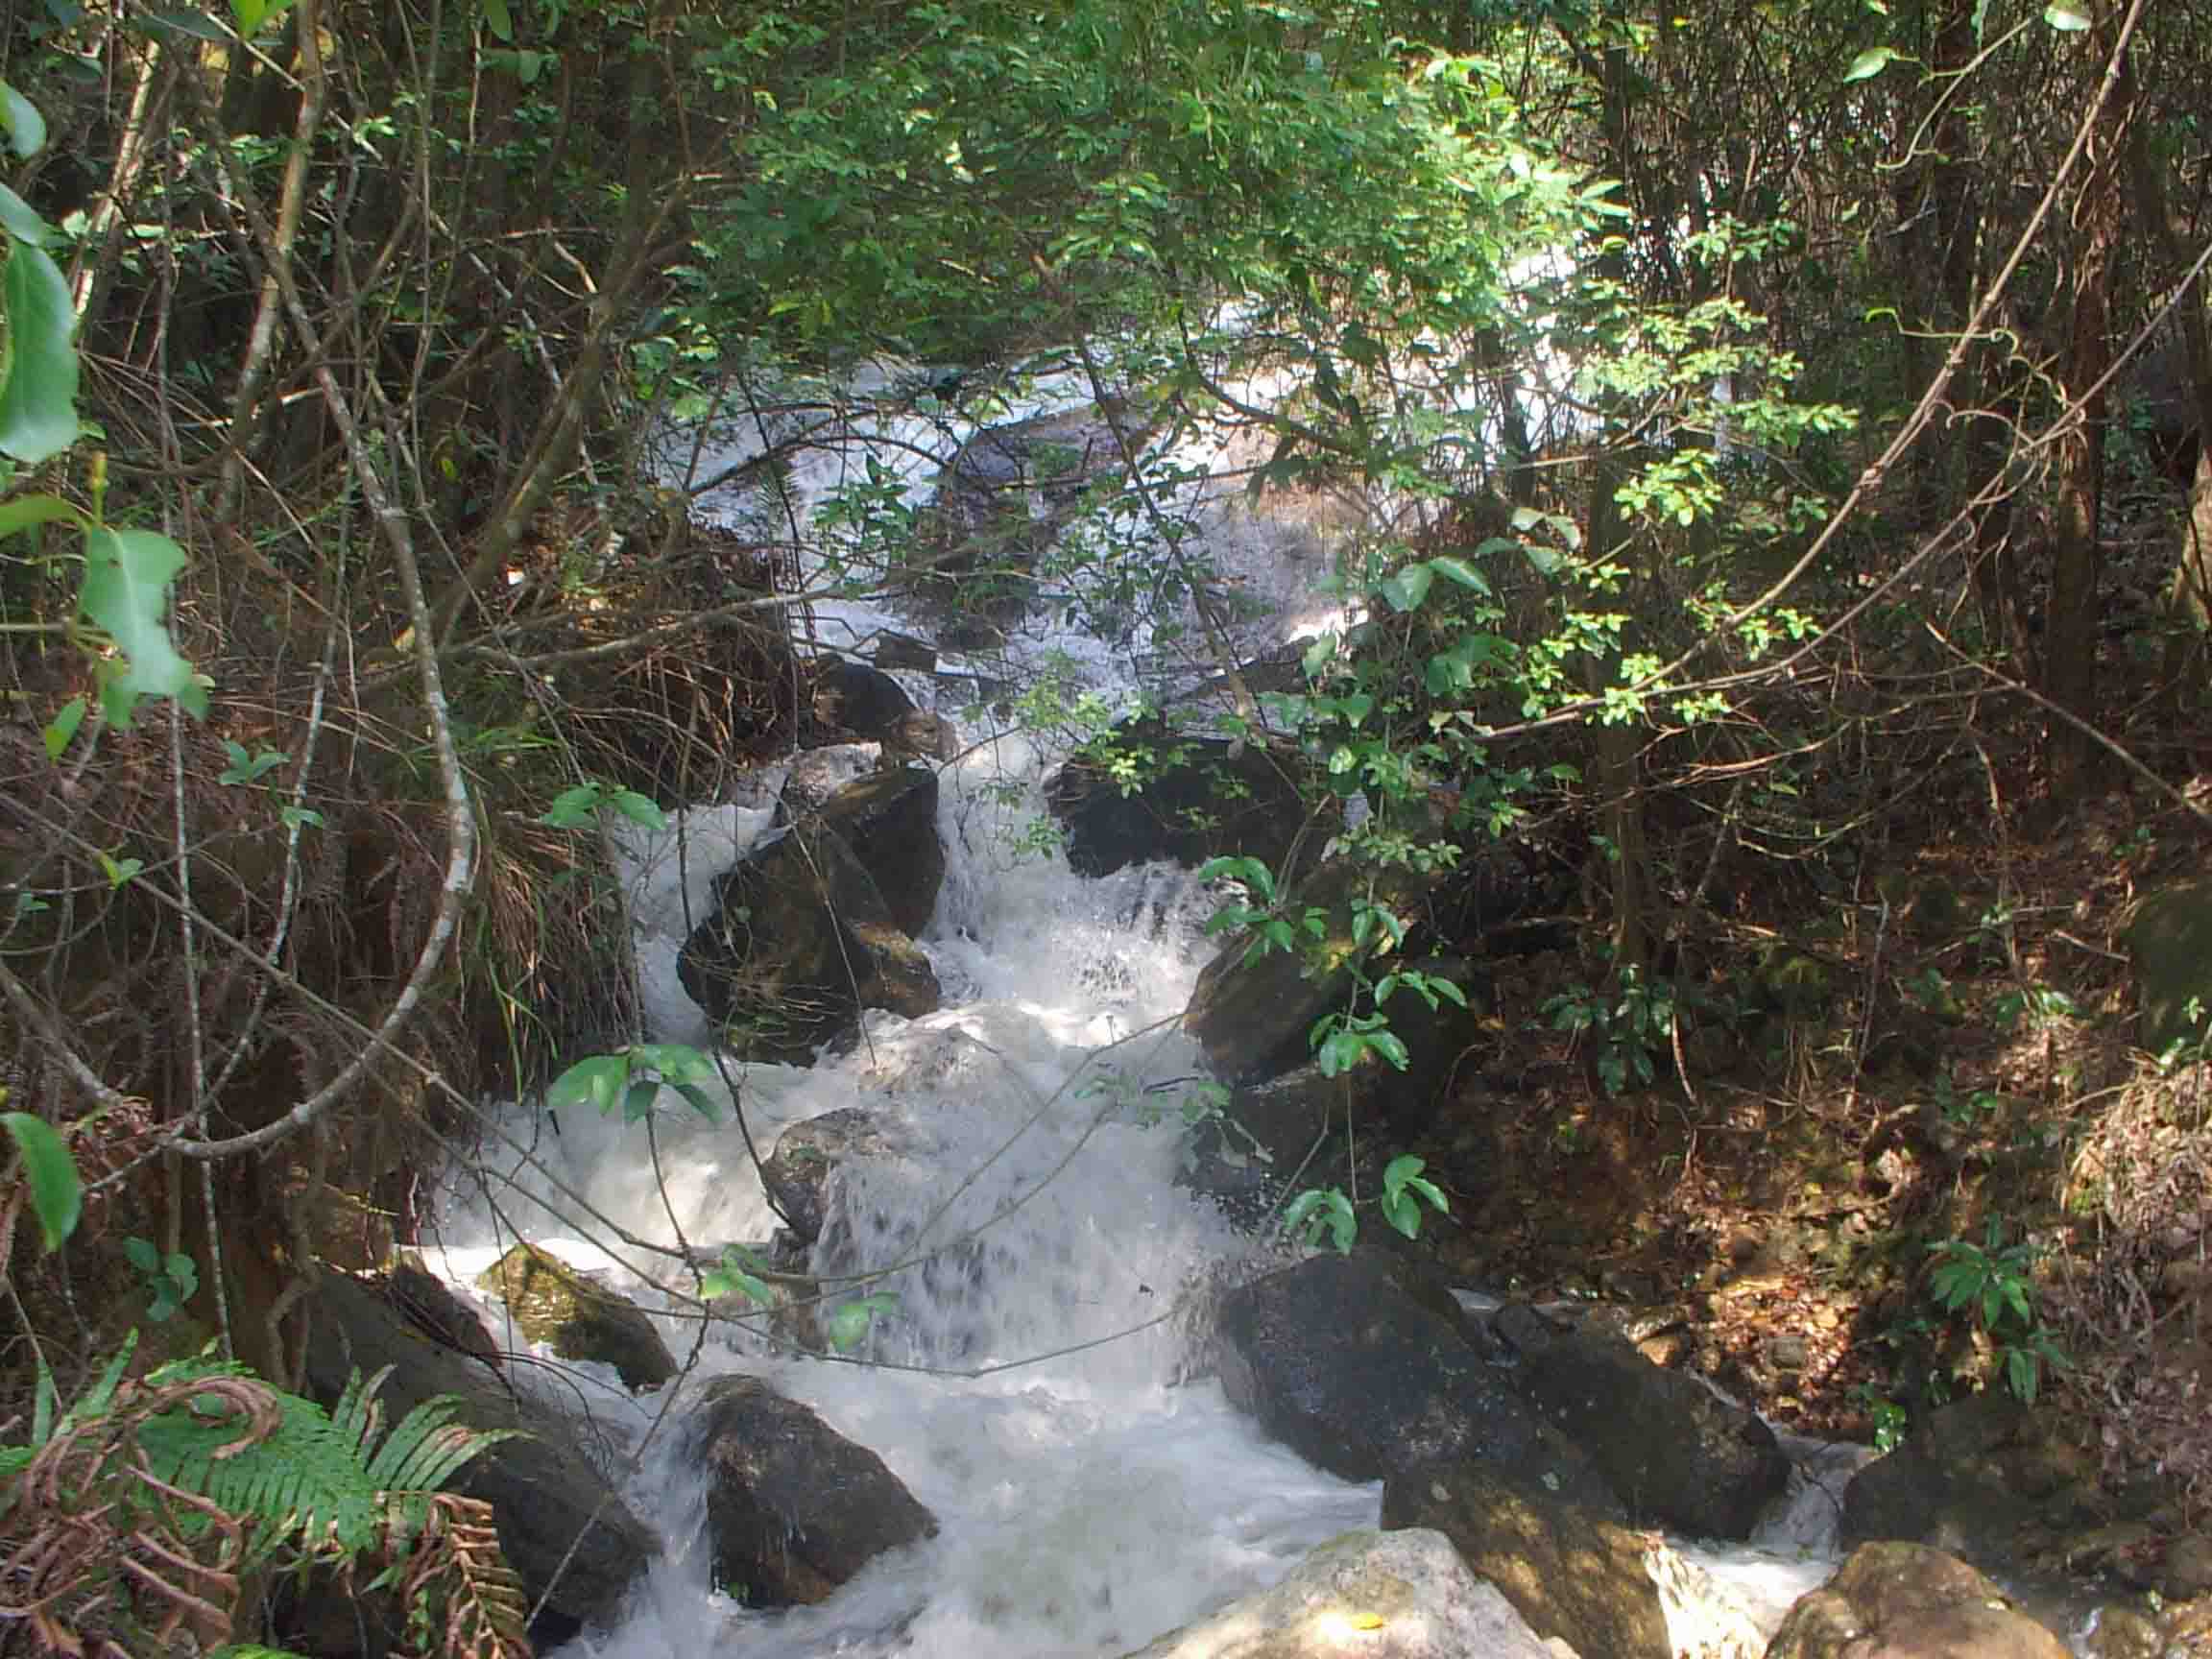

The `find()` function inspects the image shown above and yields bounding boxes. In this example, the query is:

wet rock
[1046,723,1317,880]
[388,1254,500,1367]
[1214,1253,1613,1506]
[1178,1063,1372,1229]
[687,1374,936,1606]
[807,656,918,745]
[1765,1542,2069,1659]
[813,766,945,937]
[2084,1602,2167,1659]
[1382,1462,1670,1659]
[302,1270,660,1648]
[1186,860,1436,1083]
[677,815,941,1061]
[1841,1390,2101,1571]
[761,1107,905,1247]
[1491,1301,1789,1539]
[2124,878,2212,1054]
[783,742,883,815]
[474,1242,676,1391]
[2162,1530,2212,1599]
[1118,1528,1566,1659]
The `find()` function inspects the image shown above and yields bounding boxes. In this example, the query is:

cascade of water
[430,737,1382,1658]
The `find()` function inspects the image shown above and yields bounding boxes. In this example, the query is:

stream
[414,366,1860,1657]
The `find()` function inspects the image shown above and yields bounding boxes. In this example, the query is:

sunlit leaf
[0,83,46,159]
[80,527,203,726]
[0,493,85,537]
[0,233,79,465]
[42,695,85,761]
[1,1111,81,1250]
[1843,46,1897,81]
[545,1053,630,1115]
[482,0,515,40]
[2042,4,2090,30]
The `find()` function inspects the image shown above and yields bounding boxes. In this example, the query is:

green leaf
[619,1078,660,1121]
[0,84,46,160]
[137,9,229,40]
[1315,1029,1367,1077]
[81,528,203,726]
[277,805,324,830]
[0,182,48,245]
[482,0,515,40]
[609,789,668,831]
[1366,1029,1410,1070]
[42,695,85,761]
[0,236,80,465]
[2042,4,2090,29]
[1427,554,1491,594]
[1843,46,1897,81]
[1379,562,1434,613]
[545,1052,629,1114]
[828,1292,898,1352]
[229,0,267,32]
[2,1111,81,1250]
[632,1042,713,1083]
[673,1082,721,1121]
[540,782,602,828]
[0,493,85,537]
[1283,1187,1357,1254]
[96,851,143,888]
[125,1236,161,1274]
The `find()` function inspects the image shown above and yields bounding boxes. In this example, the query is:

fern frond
[137,1383,381,1551]
[394,1494,534,1659]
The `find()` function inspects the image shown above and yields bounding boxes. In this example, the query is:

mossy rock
[476,1243,676,1391]
[2124,879,2212,1055]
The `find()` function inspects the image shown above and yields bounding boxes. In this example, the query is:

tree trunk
[2043,12,2135,794]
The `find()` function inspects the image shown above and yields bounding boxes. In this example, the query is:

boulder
[2124,878,2212,1054]
[677,815,941,1062]
[1840,1390,2100,1571]
[807,656,918,745]
[1765,1542,2070,1659]
[813,765,945,937]
[1186,860,1435,1083]
[1214,1254,1613,1506]
[1046,723,1317,880]
[1490,1302,1788,1539]
[301,1270,660,1648]
[1118,1528,1567,1659]
[1178,1063,1374,1230]
[760,1107,905,1247]
[387,1254,500,1368]
[474,1241,676,1391]
[1382,1463,1671,1659]
[686,1374,936,1605]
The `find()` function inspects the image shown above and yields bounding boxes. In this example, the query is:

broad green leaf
[620,1077,660,1121]
[0,493,85,536]
[483,0,515,40]
[1844,46,1897,82]
[1366,1029,1410,1070]
[0,182,47,245]
[1,1111,81,1250]
[1426,554,1491,594]
[700,1263,772,1306]
[673,1082,721,1121]
[0,84,46,159]
[545,1052,630,1114]
[230,0,268,33]
[81,527,203,725]
[633,1042,714,1082]
[2042,4,2090,29]
[137,10,228,40]
[1379,562,1434,613]
[828,1292,898,1352]
[540,782,602,827]
[1283,1186,1356,1254]
[42,695,85,761]
[97,851,143,888]
[0,238,79,465]
[609,789,668,831]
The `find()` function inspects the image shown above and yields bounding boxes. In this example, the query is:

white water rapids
[410,363,1868,1657]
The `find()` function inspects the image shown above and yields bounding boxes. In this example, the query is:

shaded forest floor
[1398,714,2212,1533]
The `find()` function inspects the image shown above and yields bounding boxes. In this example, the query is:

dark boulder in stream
[760,1106,908,1246]
[677,812,940,1061]
[688,1374,938,1606]
[1213,1253,1615,1507]
[302,1269,660,1648]
[1044,723,1317,879]
[1490,1300,1790,1539]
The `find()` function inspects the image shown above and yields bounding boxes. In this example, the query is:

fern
[1,1347,526,1659]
